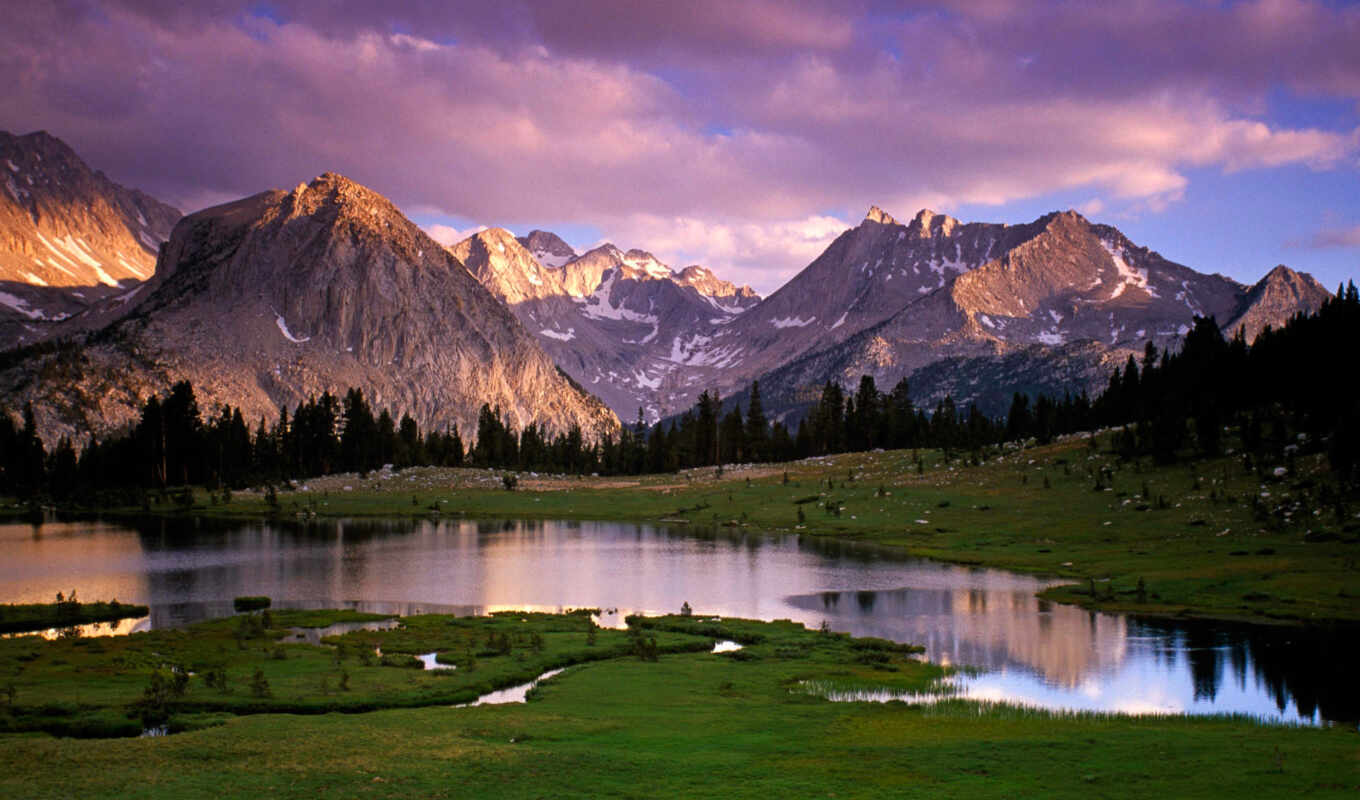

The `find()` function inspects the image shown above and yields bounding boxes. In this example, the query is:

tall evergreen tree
[745,382,768,462]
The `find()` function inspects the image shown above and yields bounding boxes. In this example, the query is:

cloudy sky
[2,0,1357,294]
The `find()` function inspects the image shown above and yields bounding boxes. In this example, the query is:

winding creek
[0,517,1352,724]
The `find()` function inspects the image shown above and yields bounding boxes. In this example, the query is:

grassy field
[0,610,1354,799]
[24,433,1355,626]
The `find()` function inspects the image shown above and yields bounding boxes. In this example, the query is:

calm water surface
[0,517,1351,724]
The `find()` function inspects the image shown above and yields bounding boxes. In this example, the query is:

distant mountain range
[0,130,1334,443]
[451,228,758,421]
[714,208,1331,418]
[460,206,1329,421]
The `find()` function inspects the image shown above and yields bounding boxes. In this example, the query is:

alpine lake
[2,515,1352,726]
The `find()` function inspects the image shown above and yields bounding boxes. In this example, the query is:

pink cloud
[0,1,1356,288]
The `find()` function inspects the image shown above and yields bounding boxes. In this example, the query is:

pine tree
[340,388,378,472]
[694,391,719,466]
[745,382,768,462]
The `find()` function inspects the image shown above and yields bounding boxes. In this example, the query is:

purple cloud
[1297,223,1360,249]
[1,0,1356,292]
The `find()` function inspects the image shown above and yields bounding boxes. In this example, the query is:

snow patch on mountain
[700,294,748,316]
[633,369,661,389]
[622,250,672,280]
[275,314,310,343]
[540,328,575,341]
[1101,240,1155,300]
[771,316,815,328]
[0,290,49,320]
[533,250,571,268]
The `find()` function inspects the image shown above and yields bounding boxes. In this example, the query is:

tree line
[3,282,1358,501]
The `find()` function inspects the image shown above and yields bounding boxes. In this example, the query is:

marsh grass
[0,610,1351,799]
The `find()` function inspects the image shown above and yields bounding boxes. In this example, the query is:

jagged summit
[674,264,760,306]
[1263,264,1311,283]
[906,208,962,239]
[516,229,576,267]
[450,227,561,305]
[864,205,898,225]
[282,172,403,221]
[620,248,672,280]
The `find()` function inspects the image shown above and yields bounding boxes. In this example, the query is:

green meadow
[0,610,1355,799]
[3,435,1356,797]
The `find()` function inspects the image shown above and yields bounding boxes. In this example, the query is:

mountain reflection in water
[790,587,1355,723]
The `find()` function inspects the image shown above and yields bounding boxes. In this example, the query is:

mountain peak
[10,129,82,163]
[865,205,898,225]
[1252,264,1329,300]
[621,248,672,280]
[1225,264,1331,342]
[675,264,761,308]
[906,208,960,238]
[516,230,576,266]
[1045,208,1089,227]
[1263,264,1302,282]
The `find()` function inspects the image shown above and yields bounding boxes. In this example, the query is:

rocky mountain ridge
[2,173,618,445]
[476,204,1330,424]
[725,208,1331,419]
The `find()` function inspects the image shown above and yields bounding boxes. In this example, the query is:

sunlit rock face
[0,130,180,349]
[2,173,618,445]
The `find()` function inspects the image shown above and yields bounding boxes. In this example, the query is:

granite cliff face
[0,130,180,348]
[2,173,618,444]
